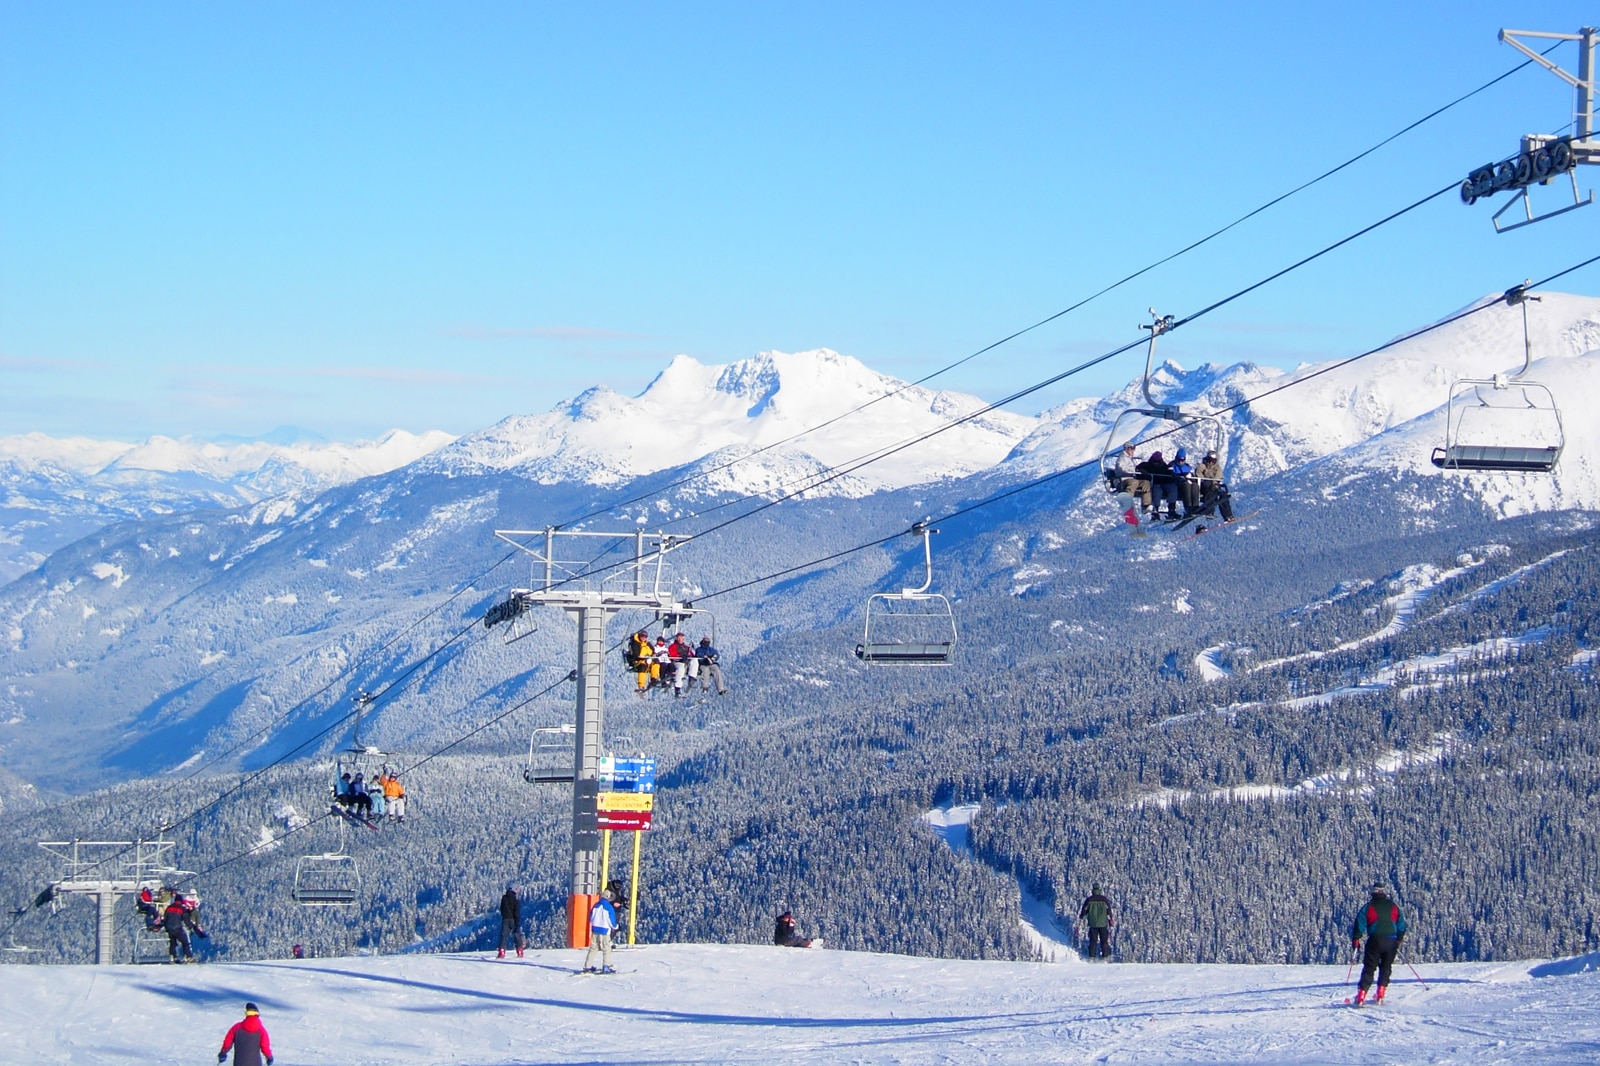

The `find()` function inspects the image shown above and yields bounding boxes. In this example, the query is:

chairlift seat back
[855,641,954,665]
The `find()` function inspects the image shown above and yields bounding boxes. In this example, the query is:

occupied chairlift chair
[1431,284,1565,474]
[1098,311,1228,522]
[855,522,958,666]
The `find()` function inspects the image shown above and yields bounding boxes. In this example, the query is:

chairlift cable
[505,173,1478,609]
[168,673,579,890]
[698,251,1600,602]
[552,49,1560,534]
[667,180,1458,548]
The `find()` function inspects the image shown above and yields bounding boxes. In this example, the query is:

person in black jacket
[1137,451,1181,520]
[498,887,523,959]
[774,911,814,948]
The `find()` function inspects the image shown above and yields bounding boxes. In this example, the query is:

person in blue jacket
[1350,883,1408,1005]
[583,891,618,973]
[1169,448,1198,517]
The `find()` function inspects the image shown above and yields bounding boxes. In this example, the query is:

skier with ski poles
[218,1002,273,1066]
[1078,883,1115,960]
[583,890,618,973]
[1349,882,1407,1006]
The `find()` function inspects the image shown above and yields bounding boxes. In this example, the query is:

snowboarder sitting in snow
[773,911,815,948]
[584,890,618,973]
[1078,884,1114,959]
[1350,883,1407,1006]
[218,1001,273,1066]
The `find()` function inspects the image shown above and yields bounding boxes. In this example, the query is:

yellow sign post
[628,829,642,945]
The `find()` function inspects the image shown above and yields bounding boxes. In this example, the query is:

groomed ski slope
[5,944,1599,1064]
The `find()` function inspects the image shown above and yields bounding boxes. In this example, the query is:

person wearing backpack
[1078,884,1115,959]
[1350,883,1408,1005]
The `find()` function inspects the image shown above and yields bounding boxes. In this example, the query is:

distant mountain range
[0,429,457,584]
[1,292,1597,793]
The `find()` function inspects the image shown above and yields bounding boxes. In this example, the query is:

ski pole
[1344,944,1358,984]
[1403,956,1430,990]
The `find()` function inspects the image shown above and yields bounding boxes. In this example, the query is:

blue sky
[2,2,1597,441]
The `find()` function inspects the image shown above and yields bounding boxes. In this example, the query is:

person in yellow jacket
[382,772,406,822]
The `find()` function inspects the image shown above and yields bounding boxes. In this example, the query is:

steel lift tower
[37,837,185,964]
[491,527,691,948]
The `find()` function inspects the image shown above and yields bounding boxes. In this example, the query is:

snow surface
[0,428,455,484]
[4,945,1599,1064]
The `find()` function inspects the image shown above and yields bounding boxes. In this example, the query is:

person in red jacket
[218,1002,273,1066]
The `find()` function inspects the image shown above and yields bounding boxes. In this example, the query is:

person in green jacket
[1078,884,1114,959]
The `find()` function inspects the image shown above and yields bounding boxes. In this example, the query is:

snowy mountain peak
[424,348,1037,496]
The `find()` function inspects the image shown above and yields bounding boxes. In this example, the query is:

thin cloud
[0,353,111,372]
[443,325,646,341]
[167,363,512,386]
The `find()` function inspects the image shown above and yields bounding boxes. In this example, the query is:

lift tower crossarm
[1499,27,1597,148]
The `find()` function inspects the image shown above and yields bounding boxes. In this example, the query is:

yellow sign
[597,791,654,813]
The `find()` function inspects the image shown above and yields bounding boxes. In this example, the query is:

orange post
[567,892,598,949]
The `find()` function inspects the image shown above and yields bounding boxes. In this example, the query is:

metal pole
[628,829,642,946]
[96,887,115,965]
[566,602,608,948]
[1580,26,1595,145]
[600,829,612,897]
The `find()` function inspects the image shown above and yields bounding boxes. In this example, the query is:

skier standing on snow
[1350,883,1407,1006]
[218,1002,273,1066]
[1078,884,1115,959]
[583,890,618,973]
[498,886,523,959]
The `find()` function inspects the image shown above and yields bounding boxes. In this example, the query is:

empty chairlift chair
[524,724,577,784]
[291,801,361,906]
[1432,284,1564,474]
[856,523,958,666]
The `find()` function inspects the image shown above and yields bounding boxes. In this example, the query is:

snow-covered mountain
[421,348,1038,497]
[0,429,455,583]
[1,294,1598,790]
[1005,291,1600,511]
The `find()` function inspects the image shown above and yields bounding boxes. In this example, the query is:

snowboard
[329,803,382,831]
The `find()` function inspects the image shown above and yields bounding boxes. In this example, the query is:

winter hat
[244,1003,260,1015]
[699,637,711,645]
[1092,883,1101,894]
[1150,451,1163,462]
[1370,883,1387,894]
[1175,448,1187,459]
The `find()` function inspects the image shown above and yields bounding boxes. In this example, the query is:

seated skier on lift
[1196,450,1234,523]
[1109,442,1152,512]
